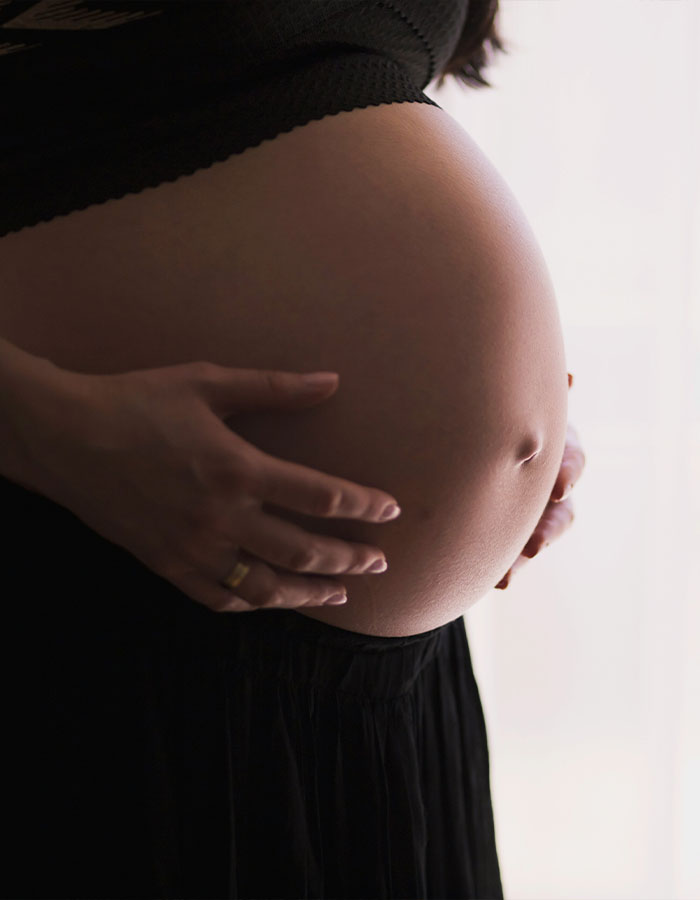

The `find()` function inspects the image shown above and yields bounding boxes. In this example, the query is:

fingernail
[380,504,401,521]
[495,577,509,590]
[366,558,388,573]
[524,538,541,558]
[301,372,338,389]
[553,483,573,502]
[325,593,348,605]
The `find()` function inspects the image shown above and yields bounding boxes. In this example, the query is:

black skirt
[1,474,503,899]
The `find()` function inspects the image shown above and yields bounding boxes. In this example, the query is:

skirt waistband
[205,607,466,703]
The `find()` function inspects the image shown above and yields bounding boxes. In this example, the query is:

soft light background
[425,2,700,898]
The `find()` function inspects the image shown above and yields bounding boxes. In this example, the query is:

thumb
[199,365,340,418]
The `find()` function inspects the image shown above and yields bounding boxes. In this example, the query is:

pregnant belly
[0,102,569,636]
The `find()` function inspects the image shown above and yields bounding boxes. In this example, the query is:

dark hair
[435,0,509,90]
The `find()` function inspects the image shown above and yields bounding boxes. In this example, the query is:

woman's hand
[495,373,585,590]
[17,360,402,613]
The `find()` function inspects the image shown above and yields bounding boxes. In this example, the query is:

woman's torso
[0,100,569,636]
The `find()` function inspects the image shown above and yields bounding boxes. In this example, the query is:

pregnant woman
[0,1,572,897]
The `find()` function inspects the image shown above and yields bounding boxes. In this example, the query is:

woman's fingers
[240,509,388,575]
[494,495,576,590]
[172,551,349,612]
[551,422,585,502]
[527,495,576,550]
[254,451,401,523]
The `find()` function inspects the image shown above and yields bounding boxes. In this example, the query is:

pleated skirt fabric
[0,474,503,899]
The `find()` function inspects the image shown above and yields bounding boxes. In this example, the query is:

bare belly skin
[0,101,569,636]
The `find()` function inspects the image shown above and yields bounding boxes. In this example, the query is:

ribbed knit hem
[0,52,440,239]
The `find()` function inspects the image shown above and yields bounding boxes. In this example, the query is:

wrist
[0,338,90,494]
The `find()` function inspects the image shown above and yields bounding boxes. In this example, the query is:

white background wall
[425,2,700,898]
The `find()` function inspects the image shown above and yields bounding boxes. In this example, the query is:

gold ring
[222,561,251,590]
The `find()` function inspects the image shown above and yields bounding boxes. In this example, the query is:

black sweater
[0,0,469,238]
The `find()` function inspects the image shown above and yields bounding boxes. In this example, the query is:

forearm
[0,335,68,491]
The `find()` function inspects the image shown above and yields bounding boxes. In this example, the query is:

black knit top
[0,1,469,238]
